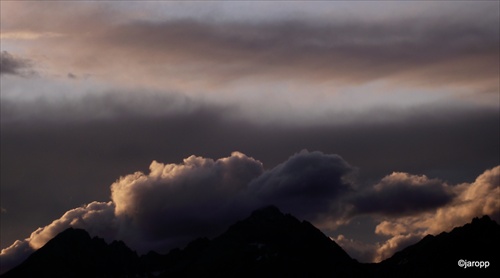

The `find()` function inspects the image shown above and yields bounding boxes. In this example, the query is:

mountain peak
[2,228,139,278]
[51,227,91,242]
[471,215,496,226]
[179,205,359,277]
[249,205,284,219]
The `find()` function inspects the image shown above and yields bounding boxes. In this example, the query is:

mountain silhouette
[1,228,140,277]
[155,205,360,277]
[2,206,499,277]
[370,215,500,277]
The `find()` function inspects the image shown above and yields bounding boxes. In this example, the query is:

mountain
[156,205,360,277]
[371,215,500,277]
[2,207,499,277]
[1,228,140,278]
[1,206,359,277]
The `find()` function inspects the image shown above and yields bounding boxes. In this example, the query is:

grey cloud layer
[64,18,499,89]
[3,3,497,91]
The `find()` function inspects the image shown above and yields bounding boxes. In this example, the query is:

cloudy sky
[1,0,499,273]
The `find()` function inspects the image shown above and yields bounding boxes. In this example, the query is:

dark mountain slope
[159,205,361,277]
[372,215,500,277]
[2,207,499,277]
[1,228,140,278]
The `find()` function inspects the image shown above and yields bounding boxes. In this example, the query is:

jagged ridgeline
[2,206,499,278]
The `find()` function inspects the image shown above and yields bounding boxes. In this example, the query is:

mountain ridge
[370,215,500,277]
[2,206,499,277]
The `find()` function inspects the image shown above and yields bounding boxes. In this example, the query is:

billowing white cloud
[110,152,265,252]
[28,201,116,249]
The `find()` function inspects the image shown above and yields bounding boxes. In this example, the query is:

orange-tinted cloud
[369,166,500,261]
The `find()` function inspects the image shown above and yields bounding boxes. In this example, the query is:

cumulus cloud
[0,51,36,77]
[351,172,455,216]
[27,201,116,250]
[110,152,265,251]
[249,150,355,226]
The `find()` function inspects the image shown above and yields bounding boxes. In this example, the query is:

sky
[0,0,499,273]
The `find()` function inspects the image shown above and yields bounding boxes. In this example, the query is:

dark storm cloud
[249,150,354,220]
[0,51,36,77]
[350,173,455,216]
